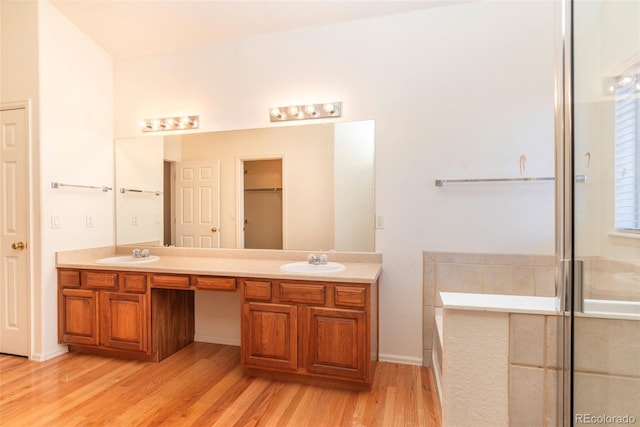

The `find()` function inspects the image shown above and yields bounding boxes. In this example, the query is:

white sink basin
[280,261,345,274]
[95,255,160,265]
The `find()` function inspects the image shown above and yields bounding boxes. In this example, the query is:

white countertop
[56,246,382,284]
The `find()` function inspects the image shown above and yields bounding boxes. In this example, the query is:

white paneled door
[175,161,220,248]
[0,105,30,356]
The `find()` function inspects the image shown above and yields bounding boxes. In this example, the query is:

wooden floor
[0,343,440,426]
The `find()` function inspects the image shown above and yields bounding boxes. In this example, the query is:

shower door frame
[555,0,574,425]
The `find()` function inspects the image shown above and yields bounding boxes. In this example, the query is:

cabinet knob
[11,241,25,250]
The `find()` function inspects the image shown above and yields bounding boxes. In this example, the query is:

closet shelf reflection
[244,188,282,192]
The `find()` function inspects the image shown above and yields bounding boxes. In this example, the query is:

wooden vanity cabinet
[58,269,150,358]
[58,266,378,389]
[240,278,376,390]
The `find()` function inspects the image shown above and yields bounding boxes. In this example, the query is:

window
[613,73,640,231]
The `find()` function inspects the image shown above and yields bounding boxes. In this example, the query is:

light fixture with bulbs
[605,73,640,95]
[269,102,342,122]
[140,115,199,132]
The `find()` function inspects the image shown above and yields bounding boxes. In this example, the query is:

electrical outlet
[51,215,60,229]
[132,216,138,226]
[375,215,384,229]
[86,215,94,228]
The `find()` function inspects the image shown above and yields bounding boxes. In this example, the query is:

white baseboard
[194,334,241,347]
[378,353,423,366]
[30,345,68,362]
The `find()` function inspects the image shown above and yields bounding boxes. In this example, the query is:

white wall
[114,1,556,363]
[1,0,42,360]
[37,1,114,359]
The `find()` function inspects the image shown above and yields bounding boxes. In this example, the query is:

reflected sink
[280,261,345,274]
[95,255,160,265]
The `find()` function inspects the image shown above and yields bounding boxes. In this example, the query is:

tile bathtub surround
[423,251,556,308]
[572,313,640,423]
[424,253,640,303]
[422,251,555,367]
[585,257,640,302]
[508,313,561,427]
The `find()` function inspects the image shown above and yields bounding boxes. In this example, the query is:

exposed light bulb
[270,108,283,119]
[323,103,335,114]
[287,106,299,116]
[182,116,192,126]
[296,111,305,119]
[304,105,315,114]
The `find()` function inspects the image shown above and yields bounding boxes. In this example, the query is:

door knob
[11,241,25,250]
[211,227,218,233]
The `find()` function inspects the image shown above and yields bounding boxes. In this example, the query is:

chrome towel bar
[435,175,587,187]
[51,182,112,192]
[119,187,163,196]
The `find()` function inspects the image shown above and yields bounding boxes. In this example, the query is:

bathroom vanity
[56,247,381,390]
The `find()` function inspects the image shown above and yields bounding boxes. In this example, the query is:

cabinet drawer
[120,273,148,293]
[243,280,272,301]
[194,276,237,291]
[59,270,81,288]
[150,274,191,289]
[279,282,325,305]
[334,286,366,308]
[83,271,118,290]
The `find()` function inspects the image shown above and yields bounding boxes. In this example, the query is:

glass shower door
[572,0,640,423]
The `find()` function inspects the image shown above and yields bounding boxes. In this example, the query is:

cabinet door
[100,292,148,352]
[241,302,297,371]
[59,289,98,346]
[305,307,366,380]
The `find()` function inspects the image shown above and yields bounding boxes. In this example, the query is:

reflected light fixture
[269,102,342,122]
[605,73,640,95]
[140,115,199,132]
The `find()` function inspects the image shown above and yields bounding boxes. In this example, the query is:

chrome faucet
[132,248,150,258]
[308,254,328,265]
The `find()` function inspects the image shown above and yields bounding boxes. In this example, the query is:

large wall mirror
[115,120,375,252]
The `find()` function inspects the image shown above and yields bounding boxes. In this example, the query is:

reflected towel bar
[120,187,163,196]
[51,182,112,192]
[435,175,587,187]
